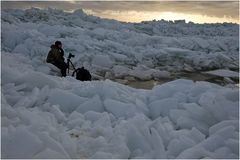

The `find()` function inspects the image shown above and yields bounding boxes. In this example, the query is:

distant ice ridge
[1,8,239,81]
[1,51,239,159]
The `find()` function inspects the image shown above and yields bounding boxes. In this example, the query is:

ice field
[1,8,239,159]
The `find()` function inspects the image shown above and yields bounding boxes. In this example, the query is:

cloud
[1,1,239,19]
[77,1,239,19]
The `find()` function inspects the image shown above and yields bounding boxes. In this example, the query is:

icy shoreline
[111,70,239,89]
[1,8,239,159]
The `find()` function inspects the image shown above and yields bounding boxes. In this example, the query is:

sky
[1,1,239,24]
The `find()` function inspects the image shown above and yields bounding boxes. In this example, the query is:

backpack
[72,67,92,81]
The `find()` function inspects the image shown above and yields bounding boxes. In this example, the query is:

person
[46,41,68,77]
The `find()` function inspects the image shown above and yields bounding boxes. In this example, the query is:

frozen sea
[1,8,239,159]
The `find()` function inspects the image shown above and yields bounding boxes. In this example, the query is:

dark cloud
[1,1,76,10]
[1,1,239,19]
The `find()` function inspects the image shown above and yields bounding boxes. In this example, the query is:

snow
[76,95,104,114]
[33,148,68,159]
[128,65,171,80]
[209,120,239,135]
[2,8,239,79]
[50,105,67,123]
[104,98,137,118]
[204,69,239,78]
[17,72,59,90]
[113,65,130,78]
[2,126,44,158]
[92,55,114,68]
[1,8,239,159]
[47,88,88,113]
[149,98,178,119]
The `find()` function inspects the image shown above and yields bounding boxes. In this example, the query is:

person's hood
[51,44,58,49]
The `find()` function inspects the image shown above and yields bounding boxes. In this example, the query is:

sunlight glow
[84,10,239,24]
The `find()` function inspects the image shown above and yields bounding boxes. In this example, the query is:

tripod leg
[69,60,76,71]
[67,61,69,75]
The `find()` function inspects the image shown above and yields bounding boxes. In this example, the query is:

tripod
[66,53,91,81]
[67,58,77,76]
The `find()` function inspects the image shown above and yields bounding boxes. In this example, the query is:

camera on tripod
[67,53,75,71]
[66,52,92,81]
[68,53,75,60]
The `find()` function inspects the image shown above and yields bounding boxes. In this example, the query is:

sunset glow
[2,1,239,24]
[85,10,239,24]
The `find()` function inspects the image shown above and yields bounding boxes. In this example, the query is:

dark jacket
[46,45,64,63]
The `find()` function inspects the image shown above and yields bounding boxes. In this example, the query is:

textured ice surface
[1,8,239,159]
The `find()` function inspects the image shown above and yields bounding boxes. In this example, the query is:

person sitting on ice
[46,41,68,77]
